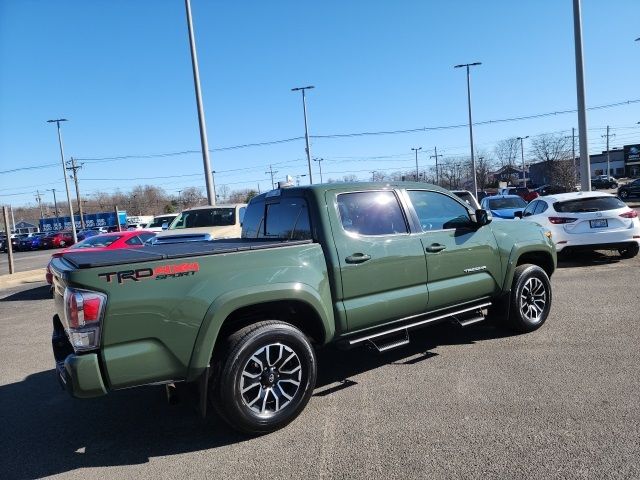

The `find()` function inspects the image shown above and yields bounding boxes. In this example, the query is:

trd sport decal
[98,262,200,284]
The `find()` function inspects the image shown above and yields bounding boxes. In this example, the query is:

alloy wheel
[519,277,547,323]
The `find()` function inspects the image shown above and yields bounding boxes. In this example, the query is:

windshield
[148,216,176,228]
[72,235,122,248]
[488,197,527,209]
[554,196,626,213]
[170,208,236,229]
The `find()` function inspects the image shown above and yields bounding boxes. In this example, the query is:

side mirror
[475,209,492,226]
[514,210,523,219]
[161,222,169,230]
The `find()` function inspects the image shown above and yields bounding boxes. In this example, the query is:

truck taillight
[64,288,106,351]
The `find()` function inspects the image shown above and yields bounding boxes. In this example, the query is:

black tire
[504,264,552,333]
[619,243,639,259]
[619,189,629,200]
[211,321,317,434]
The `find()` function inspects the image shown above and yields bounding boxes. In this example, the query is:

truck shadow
[0,322,511,479]
[556,250,622,269]
[0,284,51,302]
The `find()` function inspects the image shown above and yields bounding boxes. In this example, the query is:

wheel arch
[186,283,334,382]
[502,245,556,293]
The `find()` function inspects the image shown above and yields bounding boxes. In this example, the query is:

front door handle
[425,243,446,253]
[345,253,371,264]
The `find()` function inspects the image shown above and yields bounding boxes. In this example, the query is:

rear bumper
[52,315,107,398]
[554,229,640,251]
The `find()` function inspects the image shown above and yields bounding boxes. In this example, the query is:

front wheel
[505,264,552,333]
[619,190,629,199]
[212,321,317,434]
[619,243,639,259]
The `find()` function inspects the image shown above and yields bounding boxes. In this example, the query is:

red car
[41,231,75,249]
[500,187,539,203]
[46,230,155,284]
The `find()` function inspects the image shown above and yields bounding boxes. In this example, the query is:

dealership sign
[624,144,640,165]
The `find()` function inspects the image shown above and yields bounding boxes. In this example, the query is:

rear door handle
[425,244,446,253]
[345,253,371,264]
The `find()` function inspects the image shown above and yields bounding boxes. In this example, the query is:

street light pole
[411,147,422,180]
[313,157,324,183]
[516,136,529,187]
[573,0,592,192]
[47,119,77,242]
[454,62,481,198]
[184,0,216,205]
[291,86,315,185]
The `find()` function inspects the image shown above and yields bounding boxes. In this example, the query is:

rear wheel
[492,264,552,333]
[619,243,639,259]
[211,321,317,434]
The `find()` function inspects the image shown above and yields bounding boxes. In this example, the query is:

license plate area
[589,219,608,228]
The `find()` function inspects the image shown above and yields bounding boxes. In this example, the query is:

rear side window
[242,198,311,240]
[265,199,311,240]
[125,236,143,246]
[554,196,625,213]
[337,191,408,235]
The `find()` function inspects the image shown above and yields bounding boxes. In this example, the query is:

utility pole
[573,0,592,191]
[572,127,577,182]
[265,165,278,189]
[184,0,216,205]
[313,157,324,183]
[430,146,444,185]
[411,147,422,180]
[291,85,315,184]
[2,206,14,274]
[47,119,77,242]
[517,136,529,187]
[66,157,85,228]
[370,171,376,182]
[47,189,60,222]
[35,190,44,219]
[9,205,15,233]
[454,62,482,197]
[602,125,615,179]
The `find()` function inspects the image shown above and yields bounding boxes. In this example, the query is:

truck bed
[61,238,314,269]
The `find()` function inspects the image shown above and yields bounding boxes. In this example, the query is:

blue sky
[1,0,639,208]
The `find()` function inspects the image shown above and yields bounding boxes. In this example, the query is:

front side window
[522,201,539,217]
[407,190,471,231]
[337,191,408,236]
[125,236,143,246]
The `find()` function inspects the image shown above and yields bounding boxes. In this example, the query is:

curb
[0,269,46,289]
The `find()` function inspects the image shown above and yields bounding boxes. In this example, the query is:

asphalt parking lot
[1,252,639,480]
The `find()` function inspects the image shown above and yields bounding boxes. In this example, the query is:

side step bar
[368,329,410,353]
[348,301,492,349]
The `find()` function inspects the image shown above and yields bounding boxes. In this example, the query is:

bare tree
[180,186,205,209]
[530,133,573,189]
[494,137,520,168]
[474,151,495,190]
[217,184,230,202]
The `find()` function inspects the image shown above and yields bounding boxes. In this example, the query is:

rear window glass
[488,197,527,209]
[554,196,626,213]
[73,235,122,248]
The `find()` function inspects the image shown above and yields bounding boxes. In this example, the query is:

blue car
[17,232,47,250]
[77,229,100,241]
[480,194,528,220]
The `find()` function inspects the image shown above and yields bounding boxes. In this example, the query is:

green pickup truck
[50,182,556,433]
